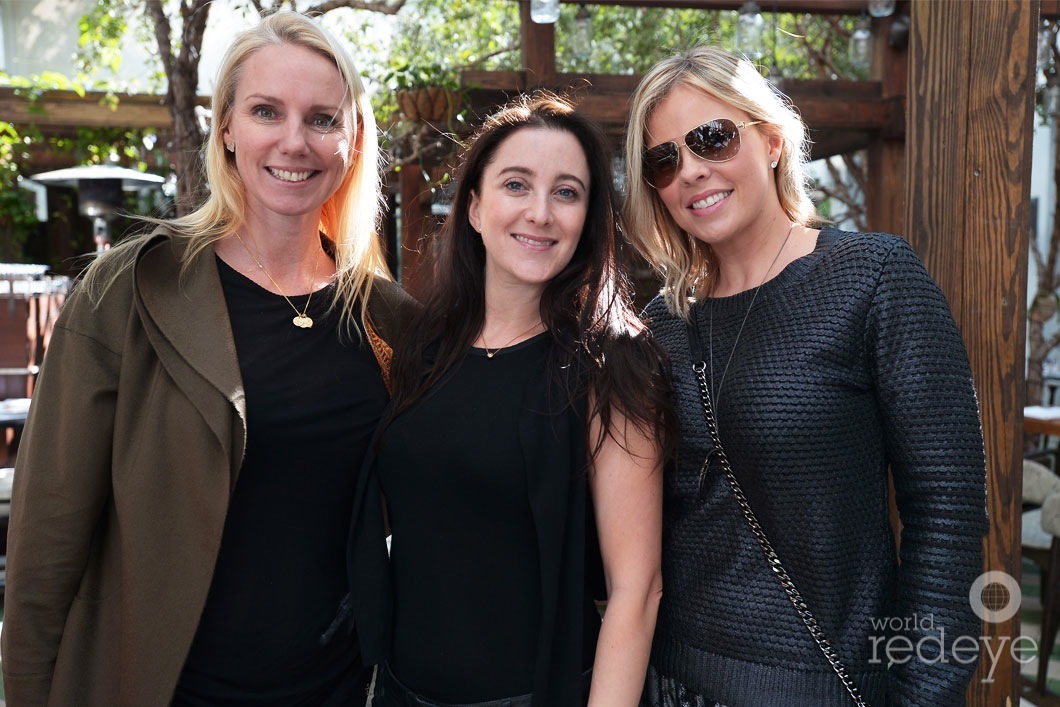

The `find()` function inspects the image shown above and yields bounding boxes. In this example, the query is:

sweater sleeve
[865,236,988,706]
[1,283,121,707]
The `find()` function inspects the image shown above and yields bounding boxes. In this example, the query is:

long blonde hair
[88,10,388,331]
[624,45,818,319]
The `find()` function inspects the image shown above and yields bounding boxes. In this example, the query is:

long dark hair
[389,92,675,457]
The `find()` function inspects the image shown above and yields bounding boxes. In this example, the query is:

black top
[174,257,387,705]
[645,228,988,707]
[377,333,596,703]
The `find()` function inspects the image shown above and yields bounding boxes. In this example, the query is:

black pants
[373,663,534,707]
[373,663,594,707]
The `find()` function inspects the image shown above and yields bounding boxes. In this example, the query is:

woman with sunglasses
[624,46,988,706]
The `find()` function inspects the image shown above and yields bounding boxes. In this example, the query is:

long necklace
[478,320,544,358]
[235,232,320,329]
[708,222,796,405]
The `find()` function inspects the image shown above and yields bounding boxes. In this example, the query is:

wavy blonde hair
[89,10,388,332]
[624,45,818,319]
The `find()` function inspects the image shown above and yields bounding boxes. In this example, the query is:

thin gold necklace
[478,320,544,359]
[708,222,795,406]
[234,232,320,329]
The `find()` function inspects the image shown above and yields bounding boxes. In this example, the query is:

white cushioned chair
[1023,458,1060,693]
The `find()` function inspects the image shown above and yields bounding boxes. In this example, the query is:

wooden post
[866,8,908,235]
[397,160,452,300]
[520,0,557,87]
[398,163,432,301]
[905,1,1037,703]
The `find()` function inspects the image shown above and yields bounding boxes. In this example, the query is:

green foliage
[72,127,167,171]
[554,6,729,74]
[0,71,87,100]
[78,1,129,76]
[554,8,862,80]
[75,0,166,92]
[0,122,40,262]
[362,3,866,126]
[384,61,462,92]
[361,0,518,123]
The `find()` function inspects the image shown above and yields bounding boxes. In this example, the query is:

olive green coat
[1,231,411,706]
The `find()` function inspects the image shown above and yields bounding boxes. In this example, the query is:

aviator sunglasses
[642,118,764,189]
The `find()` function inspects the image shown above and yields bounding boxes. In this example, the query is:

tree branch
[816,154,867,231]
[145,0,176,94]
[1043,328,1060,357]
[179,0,211,75]
[384,123,462,175]
[304,0,407,15]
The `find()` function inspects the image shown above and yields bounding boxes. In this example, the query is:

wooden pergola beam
[536,0,868,11]
[556,0,1056,18]
[462,71,903,159]
[520,1,556,86]
[0,87,205,129]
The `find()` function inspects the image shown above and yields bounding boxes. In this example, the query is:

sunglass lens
[687,119,740,162]
[643,142,679,188]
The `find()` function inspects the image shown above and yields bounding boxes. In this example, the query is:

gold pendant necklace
[478,320,544,358]
[235,232,320,329]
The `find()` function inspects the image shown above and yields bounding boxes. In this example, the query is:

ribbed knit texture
[644,228,988,707]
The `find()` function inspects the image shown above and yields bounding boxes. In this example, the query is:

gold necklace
[708,221,795,406]
[235,232,320,329]
[478,320,544,359]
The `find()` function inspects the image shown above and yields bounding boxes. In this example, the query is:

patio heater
[29,165,166,252]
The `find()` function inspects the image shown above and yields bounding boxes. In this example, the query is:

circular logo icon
[969,571,1021,624]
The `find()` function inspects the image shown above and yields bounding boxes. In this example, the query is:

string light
[573,4,592,62]
[530,0,560,24]
[867,0,896,18]
[734,0,765,61]
[849,17,873,71]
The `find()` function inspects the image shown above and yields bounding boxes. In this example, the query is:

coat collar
[133,231,247,477]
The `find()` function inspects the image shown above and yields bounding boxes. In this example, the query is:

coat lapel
[133,232,247,482]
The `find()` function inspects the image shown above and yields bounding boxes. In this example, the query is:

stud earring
[770,160,778,169]
[226,142,235,152]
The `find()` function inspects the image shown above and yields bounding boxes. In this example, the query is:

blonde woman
[3,11,411,706]
[625,46,988,706]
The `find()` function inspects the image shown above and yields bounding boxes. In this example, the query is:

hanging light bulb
[573,4,592,62]
[867,0,896,18]
[734,0,765,60]
[530,0,560,24]
[848,18,873,71]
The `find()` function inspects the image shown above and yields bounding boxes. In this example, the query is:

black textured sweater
[644,228,988,707]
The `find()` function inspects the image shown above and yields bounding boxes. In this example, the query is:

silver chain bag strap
[686,321,868,707]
